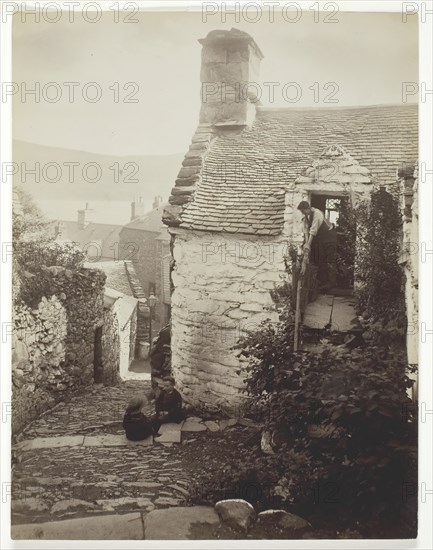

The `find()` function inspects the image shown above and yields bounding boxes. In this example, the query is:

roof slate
[86,261,134,296]
[165,104,418,236]
[53,221,122,260]
[123,204,167,233]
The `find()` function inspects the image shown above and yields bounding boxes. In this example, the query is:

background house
[163,29,418,413]
[119,197,172,339]
[52,203,122,263]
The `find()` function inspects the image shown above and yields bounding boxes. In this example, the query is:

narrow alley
[11,380,224,531]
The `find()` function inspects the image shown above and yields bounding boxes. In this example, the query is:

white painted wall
[169,228,290,412]
[104,288,139,381]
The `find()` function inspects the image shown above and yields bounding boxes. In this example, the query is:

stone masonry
[12,266,110,434]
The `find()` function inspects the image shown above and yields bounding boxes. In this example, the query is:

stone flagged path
[12,506,221,540]
[14,418,236,451]
[303,293,359,332]
[11,380,243,531]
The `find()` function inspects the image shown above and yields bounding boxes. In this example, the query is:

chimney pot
[153,195,162,209]
[131,197,146,221]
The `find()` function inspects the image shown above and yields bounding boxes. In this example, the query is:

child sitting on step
[153,376,185,436]
[123,396,154,441]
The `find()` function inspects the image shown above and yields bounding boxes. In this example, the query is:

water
[35,199,153,226]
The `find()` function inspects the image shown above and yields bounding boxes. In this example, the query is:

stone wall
[13,296,67,434]
[101,307,120,385]
[170,229,287,413]
[12,266,107,435]
[399,164,418,399]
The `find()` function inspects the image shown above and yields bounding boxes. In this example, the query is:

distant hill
[13,140,184,202]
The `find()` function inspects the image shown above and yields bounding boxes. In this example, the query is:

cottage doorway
[310,194,356,291]
[93,327,103,383]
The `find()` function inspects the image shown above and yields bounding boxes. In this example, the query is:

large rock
[257,510,311,531]
[181,419,207,432]
[215,499,256,532]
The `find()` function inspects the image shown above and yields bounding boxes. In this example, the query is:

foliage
[334,198,356,288]
[16,241,85,274]
[13,187,85,305]
[13,186,51,245]
[192,187,416,535]
[355,188,406,327]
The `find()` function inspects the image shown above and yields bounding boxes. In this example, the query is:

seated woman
[123,396,154,441]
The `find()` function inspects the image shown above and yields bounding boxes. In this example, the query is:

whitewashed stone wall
[103,288,138,381]
[170,229,289,413]
[400,166,418,399]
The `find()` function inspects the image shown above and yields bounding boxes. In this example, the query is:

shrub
[238,310,415,509]
[356,188,406,327]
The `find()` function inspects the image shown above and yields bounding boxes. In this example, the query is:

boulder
[215,499,256,532]
[257,510,311,531]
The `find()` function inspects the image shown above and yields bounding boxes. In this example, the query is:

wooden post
[294,277,302,351]
[294,253,309,351]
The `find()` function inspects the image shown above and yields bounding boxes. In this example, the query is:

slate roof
[87,261,134,296]
[123,204,167,233]
[164,104,418,236]
[53,221,122,261]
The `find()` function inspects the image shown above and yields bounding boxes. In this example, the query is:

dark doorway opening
[94,327,103,383]
[310,194,356,290]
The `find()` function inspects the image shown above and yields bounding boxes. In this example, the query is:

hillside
[13,140,183,202]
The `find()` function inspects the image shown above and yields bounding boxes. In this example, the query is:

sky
[12,8,418,156]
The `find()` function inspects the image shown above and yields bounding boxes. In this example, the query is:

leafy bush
[356,188,406,327]
[16,241,85,273]
[188,189,416,535]
[13,187,85,305]
[335,199,357,288]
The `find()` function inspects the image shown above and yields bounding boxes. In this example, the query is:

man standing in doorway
[297,200,337,291]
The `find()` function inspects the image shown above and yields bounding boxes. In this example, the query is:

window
[325,198,341,225]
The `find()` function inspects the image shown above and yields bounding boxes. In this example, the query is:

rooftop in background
[122,203,170,242]
[124,204,167,232]
[86,261,134,296]
[51,220,122,262]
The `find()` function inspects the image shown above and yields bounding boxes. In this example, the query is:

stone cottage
[163,28,418,413]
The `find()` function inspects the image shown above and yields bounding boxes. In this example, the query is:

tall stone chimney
[77,203,93,230]
[199,28,263,128]
[131,196,145,221]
